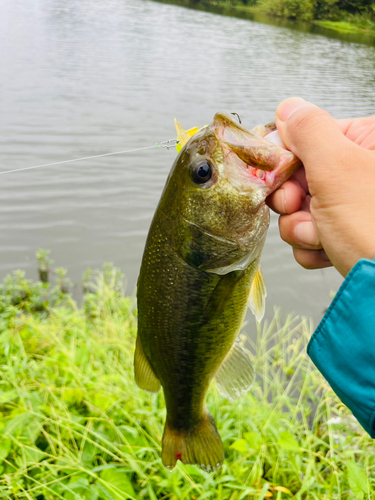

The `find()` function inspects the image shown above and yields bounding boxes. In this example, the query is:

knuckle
[293,248,314,269]
[279,214,302,246]
[293,248,330,270]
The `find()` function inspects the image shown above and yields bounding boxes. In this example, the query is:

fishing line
[0,139,179,176]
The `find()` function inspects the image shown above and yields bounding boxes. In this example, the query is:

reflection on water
[1,0,375,325]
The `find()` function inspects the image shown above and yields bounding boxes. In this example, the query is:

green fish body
[135,113,301,470]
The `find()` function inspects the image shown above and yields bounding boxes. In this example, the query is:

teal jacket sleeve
[307,258,375,437]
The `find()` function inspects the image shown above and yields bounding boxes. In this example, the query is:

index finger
[266,166,308,215]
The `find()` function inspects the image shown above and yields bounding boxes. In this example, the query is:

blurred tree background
[257,0,375,22]
[193,0,375,26]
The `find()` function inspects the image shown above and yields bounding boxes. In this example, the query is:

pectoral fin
[134,336,161,393]
[203,271,244,323]
[215,339,254,400]
[248,265,267,323]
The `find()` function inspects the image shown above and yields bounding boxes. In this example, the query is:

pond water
[2,0,375,326]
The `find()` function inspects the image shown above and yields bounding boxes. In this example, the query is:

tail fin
[161,412,224,472]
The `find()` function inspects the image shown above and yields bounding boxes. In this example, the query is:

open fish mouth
[212,112,301,194]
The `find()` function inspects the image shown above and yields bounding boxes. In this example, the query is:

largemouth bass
[135,113,301,471]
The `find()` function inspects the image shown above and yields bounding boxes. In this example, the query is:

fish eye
[192,160,212,184]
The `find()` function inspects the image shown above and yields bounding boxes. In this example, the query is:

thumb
[275,97,349,183]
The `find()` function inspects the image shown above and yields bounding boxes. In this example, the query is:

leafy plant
[36,249,54,283]
[0,255,373,498]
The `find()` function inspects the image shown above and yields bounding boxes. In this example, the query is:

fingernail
[294,222,320,247]
[281,188,286,213]
[272,188,286,213]
[276,97,315,122]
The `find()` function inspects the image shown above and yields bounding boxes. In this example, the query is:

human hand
[267,97,375,277]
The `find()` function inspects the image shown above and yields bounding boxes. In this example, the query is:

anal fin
[215,339,254,400]
[134,336,161,393]
[248,265,267,323]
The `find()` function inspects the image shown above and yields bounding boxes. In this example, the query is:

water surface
[1,0,375,325]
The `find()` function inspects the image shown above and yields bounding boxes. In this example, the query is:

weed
[0,256,373,498]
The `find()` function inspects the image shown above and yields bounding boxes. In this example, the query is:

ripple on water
[1,0,372,322]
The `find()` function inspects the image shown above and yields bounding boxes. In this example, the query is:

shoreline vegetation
[215,0,375,35]
[158,0,375,39]
[0,251,374,498]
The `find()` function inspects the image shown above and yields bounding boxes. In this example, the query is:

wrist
[326,237,375,277]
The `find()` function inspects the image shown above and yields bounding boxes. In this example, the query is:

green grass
[0,261,374,499]
[314,20,365,33]
[314,18,375,35]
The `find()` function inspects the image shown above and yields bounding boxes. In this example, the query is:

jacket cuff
[307,259,375,437]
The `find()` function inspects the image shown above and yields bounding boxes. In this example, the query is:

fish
[134,112,301,471]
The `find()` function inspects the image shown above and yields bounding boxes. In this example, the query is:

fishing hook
[231,112,242,124]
